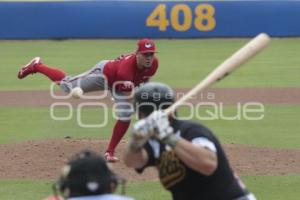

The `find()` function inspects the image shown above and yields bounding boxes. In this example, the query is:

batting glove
[148,110,180,148]
[129,118,155,152]
[147,110,173,139]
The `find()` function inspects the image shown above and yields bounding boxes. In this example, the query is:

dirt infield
[1,88,300,107]
[0,139,300,181]
[0,88,299,181]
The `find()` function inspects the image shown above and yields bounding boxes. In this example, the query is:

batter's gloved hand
[129,118,155,152]
[147,110,173,140]
[148,110,180,148]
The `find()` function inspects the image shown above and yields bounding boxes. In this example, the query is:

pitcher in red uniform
[17,39,159,162]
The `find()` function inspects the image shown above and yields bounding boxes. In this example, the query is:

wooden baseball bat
[164,33,271,116]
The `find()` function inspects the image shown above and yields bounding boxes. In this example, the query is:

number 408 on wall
[146,4,216,32]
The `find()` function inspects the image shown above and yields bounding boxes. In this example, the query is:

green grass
[0,107,116,143]
[1,176,299,200]
[0,180,53,200]
[177,104,300,149]
[126,181,171,200]
[0,105,299,149]
[243,175,300,200]
[0,180,171,200]
[1,38,300,90]
[0,105,143,144]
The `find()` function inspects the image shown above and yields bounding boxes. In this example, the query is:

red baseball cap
[136,38,156,53]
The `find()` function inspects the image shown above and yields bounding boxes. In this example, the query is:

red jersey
[103,54,158,91]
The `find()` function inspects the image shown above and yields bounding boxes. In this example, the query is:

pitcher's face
[136,52,155,69]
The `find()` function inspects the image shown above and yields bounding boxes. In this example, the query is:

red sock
[35,63,66,83]
[106,120,131,153]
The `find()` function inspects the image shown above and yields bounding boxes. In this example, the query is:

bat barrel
[164,33,271,116]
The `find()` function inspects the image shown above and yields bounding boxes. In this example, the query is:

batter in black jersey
[124,82,256,200]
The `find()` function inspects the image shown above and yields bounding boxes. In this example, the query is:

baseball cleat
[17,57,41,79]
[104,152,119,162]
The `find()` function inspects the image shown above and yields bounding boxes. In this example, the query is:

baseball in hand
[71,87,83,99]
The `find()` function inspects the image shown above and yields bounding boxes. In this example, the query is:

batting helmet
[55,150,119,198]
[134,82,174,116]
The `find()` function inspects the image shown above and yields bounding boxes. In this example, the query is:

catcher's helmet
[56,150,118,198]
[134,82,174,116]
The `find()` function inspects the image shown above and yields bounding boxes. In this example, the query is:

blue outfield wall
[0,1,299,39]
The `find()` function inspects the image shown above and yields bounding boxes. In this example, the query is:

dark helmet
[134,82,174,116]
[56,150,118,198]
